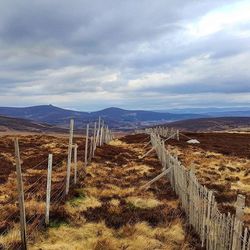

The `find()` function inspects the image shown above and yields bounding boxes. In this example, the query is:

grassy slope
[30,135,200,250]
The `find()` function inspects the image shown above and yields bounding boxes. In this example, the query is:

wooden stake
[66,119,74,195]
[89,137,93,161]
[93,122,97,157]
[100,125,103,146]
[45,154,53,226]
[74,144,78,184]
[14,138,27,250]
[97,116,101,146]
[85,124,89,167]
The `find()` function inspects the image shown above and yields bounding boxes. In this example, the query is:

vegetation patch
[126,196,162,209]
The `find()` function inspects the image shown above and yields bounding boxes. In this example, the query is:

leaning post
[14,138,27,250]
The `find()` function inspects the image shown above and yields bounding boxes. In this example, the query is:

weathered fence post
[100,124,103,146]
[14,138,27,250]
[74,144,78,184]
[66,119,74,195]
[97,117,101,146]
[176,130,179,141]
[93,122,97,157]
[45,154,53,226]
[89,137,93,161]
[85,124,89,167]
[232,194,245,250]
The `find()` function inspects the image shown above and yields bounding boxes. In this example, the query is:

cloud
[0,0,249,110]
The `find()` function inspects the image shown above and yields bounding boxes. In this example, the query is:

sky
[0,0,250,111]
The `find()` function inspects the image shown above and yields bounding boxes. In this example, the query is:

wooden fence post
[97,117,101,146]
[74,144,78,184]
[45,154,53,226]
[232,194,245,250]
[66,119,74,195]
[100,125,103,146]
[14,138,27,250]
[93,122,97,157]
[89,137,93,161]
[85,124,89,167]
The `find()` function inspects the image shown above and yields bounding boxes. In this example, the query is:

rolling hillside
[0,115,67,133]
[166,117,250,132]
[0,105,205,129]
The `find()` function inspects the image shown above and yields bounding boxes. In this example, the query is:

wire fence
[0,118,114,250]
[145,128,250,250]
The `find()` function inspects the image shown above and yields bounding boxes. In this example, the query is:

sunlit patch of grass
[125,164,152,174]
[109,199,120,207]
[84,185,135,198]
[31,220,186,250]
[0,224,20,249]
[126,196,162,209]
[30,222,114,250]
[65,194,102,215]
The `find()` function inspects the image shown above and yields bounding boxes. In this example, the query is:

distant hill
[156,107,250,117]
[166,117,250,132]
[0,115,67,133]
[0,105,205,129]
[0,105,89,126]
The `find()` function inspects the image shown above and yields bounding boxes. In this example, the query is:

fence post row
[8,118,114,249]
[144,127,250,250]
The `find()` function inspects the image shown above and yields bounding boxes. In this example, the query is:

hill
[166,117,250,132]
[0,115,67,133]
[0,105,205,129]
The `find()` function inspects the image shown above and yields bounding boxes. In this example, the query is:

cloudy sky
[0,0,250,111]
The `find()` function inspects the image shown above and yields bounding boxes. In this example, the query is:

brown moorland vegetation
[0,132,204,249]
[0,134,87,249]
[1,131,249,249]
[164,132,250,226]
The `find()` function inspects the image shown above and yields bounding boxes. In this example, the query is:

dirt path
[31,135,201,250]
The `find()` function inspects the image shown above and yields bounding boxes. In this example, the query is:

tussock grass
[65,195,102,215]
[25,200,46,217]
[0,224,20,249]
[125,164,152,174]
[30,221,186,250]
[126,196,162,209]
[85,185,135,198]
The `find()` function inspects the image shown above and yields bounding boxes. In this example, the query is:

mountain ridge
[165,117,250,132]
[0,105,206,129]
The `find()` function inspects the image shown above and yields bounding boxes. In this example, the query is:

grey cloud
[0,0,249,109]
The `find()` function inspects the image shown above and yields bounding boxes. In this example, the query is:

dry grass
[65,195,102,215]
[30,220,186,250]
[0,224,20,249]
[126,196,162,209]
[168,142,250,225]
[25,200,46,217]
[125,164,152,174]
[0,135,199,249]
[84,185,135,198]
